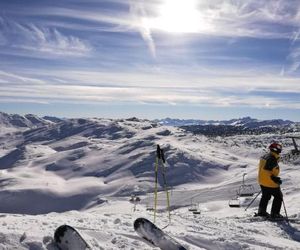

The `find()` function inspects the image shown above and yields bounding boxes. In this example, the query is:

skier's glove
[271,176,282,185]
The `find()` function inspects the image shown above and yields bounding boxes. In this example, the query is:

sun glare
[146,0,201,33]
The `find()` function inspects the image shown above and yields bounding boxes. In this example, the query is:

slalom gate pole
[245,190,261,211]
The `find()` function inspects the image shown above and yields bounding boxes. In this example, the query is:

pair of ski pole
[154,145,171,224]
[245,187,288,219]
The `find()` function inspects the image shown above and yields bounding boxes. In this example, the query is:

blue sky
[0,0,300,121]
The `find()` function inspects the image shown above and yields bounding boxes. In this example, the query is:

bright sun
[146,0,201,33]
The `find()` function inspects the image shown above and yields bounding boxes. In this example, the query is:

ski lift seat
[188,203,199,212]
[189,203,201,214]
[229,197,240,208]
[238,184,255,197]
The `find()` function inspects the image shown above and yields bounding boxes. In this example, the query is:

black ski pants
[259,185,282,215]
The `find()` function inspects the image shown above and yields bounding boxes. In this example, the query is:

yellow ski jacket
[258,152,280,188]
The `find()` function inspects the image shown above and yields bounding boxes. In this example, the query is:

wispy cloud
[0,68,299,109]
[0,71,45,84]
[129,0,156,57]
[8,0,299,61]
[0,17,91,58]
[286,48,300,73]
[291,31,300,45]
[18,3,157,57]
[282,29,300,75]
[21,1,300,43]
[131,0,300,39]
[1,83,299,109]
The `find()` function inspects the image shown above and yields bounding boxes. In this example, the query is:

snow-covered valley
[0,112,300,249]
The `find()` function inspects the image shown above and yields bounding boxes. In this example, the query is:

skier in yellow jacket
[257,142,283,218]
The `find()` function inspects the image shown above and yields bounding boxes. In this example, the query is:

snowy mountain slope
[0,116,259,208]
[0,112,300,249]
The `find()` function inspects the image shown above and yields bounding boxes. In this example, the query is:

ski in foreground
[54,224,91,250]
[134,218,187,250]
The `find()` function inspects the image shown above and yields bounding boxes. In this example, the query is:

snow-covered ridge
[0,111,53,129]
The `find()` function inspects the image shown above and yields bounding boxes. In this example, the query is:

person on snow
[257,142,283,218]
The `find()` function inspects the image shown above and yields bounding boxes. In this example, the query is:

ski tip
[54,225,69,243]
[134,218,150,231]
[134,218,143,230]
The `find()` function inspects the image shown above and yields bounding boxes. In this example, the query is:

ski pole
[282,198,288,219]
[154,145,171,224]
[245,190,261,211]
[280,188,289,220]
[154,155,159,223]
[154,145,163,223]
[160,152,171,223]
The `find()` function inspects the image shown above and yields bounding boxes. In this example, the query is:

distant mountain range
[1,112,299,137]
[156,117,300,136]
[155,117,297,128]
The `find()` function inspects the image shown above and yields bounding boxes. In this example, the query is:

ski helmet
[269,142,282,154]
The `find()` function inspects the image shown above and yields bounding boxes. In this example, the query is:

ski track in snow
[0,115,300,249]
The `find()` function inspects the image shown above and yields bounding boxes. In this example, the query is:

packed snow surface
[0,115,300,249]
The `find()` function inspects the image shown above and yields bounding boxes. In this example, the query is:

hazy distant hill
[155,117,300,137]
[156,116,296,128]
